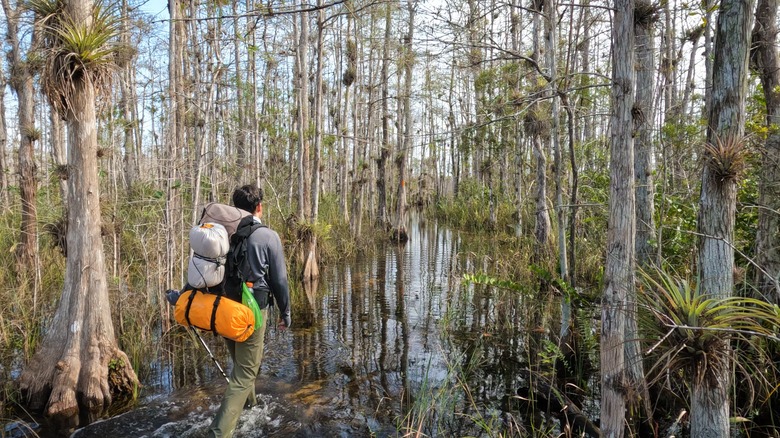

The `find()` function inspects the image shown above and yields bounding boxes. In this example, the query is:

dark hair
[232,184,264,213]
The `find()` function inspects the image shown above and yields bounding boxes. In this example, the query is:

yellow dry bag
[174,289,255,342]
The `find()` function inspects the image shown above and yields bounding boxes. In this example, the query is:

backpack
[186,203,265,299]
[222,215,266,302]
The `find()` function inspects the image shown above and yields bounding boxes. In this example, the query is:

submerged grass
[392,226,598,437]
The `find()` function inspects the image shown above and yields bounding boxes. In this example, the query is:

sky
[138,0,169,22]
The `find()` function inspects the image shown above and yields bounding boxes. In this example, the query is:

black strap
[197,205,207,225]
[184,289,197,327]
[193,253,226,266]
[184,289,222,335]
[230,218,267,283]
[231,216,266,243]
[183,289,220,335]
[210,294,221,334]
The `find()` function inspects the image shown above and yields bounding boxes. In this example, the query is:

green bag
[242,282,262,330]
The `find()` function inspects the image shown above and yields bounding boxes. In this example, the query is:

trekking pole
[188,326,230,383]
[166,289,230,383]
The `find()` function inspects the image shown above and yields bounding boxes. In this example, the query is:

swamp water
[9,218,589,437]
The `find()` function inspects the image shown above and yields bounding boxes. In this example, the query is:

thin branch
[660,322,780,343]
[659,226,780,297]
[645,327,676,355]
[156,0,350,24]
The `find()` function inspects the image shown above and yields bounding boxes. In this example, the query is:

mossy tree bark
[18,0,138,429]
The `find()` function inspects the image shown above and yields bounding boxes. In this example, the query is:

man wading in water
[209,184,292,437]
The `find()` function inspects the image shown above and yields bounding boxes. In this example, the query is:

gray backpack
[187,203,251,290]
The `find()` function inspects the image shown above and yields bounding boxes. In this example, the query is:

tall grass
[0,201,66,420]
[432,179,517,232]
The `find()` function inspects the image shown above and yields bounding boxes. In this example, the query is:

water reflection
[258,216,537,436]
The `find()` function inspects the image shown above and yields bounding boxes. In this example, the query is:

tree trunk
[190,38,220,225]
[376,2,392,230]
[693,0,754,435]
[348,17,364,236]
[467,0,483,184]
[680,30,702,120]
[50,106,68,203]
[579,0,593,143]
[601,1,635,436]
[544,0,571,340]
[2,0,39,276]
[511,0,523,237]
[120,0,137,190]
[233,0,247,182]
[351,27,370,236]
[19,0,138,429]
[304,2,324,282]
[532,134,551,254]
[626,1,657,428]
[751,0,780,302]
[560,93,580,341]
[247,0,260,186]
[340,77,352,223]
[449,63,459,197]
[531,0,551,259]
[297,6,311,223]
[546,0,564,267]
[0,63,9,210]
[634,2,657,269]
[166,0,184,292]
[703,0,715,117]
[16,53,38,277]
[394,0,414,242]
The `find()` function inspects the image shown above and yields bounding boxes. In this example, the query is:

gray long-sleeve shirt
[244,217,290,318]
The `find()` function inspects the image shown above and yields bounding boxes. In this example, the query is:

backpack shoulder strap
[226,219,268,288]
[231,217,267,244]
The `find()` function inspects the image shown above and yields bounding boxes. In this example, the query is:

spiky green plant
[639,268,780,408]
[29,0,122,112]
[703,135,749,182]
[25,0,62,27]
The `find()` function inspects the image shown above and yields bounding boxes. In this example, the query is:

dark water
[12,218,560,437]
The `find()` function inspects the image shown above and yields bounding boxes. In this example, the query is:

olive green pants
[208,308,268,438]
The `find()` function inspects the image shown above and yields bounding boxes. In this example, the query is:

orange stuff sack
[174,289,255,342]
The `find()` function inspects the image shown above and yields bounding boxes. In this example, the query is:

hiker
[208,184,291,438]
